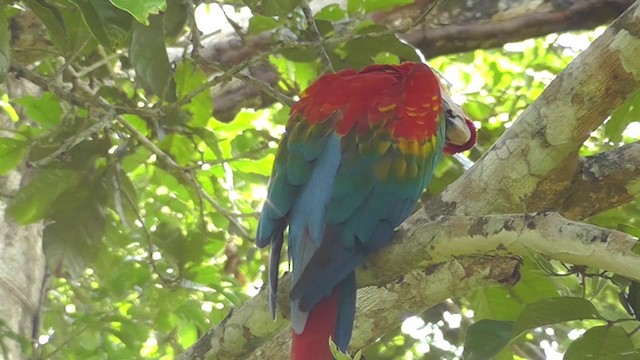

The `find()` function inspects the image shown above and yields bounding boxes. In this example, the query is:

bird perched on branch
[257,62,476,360]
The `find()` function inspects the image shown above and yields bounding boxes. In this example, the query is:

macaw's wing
[289,120,446,314]
[286,63,447,318]
[256,112,338,317]
[257,63,447,348]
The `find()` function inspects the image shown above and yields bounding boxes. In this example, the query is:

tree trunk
[0,78,46,359]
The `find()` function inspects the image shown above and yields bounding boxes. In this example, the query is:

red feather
[291,63,442,141]
[291,289,339,360]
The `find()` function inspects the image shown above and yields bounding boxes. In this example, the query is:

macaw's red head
[440,90,477,154]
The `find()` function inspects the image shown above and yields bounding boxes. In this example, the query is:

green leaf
[8,169,83,224]
[315,4,347,21]
[105,260,151,296]
[618,223,640,239]
[163,0,188,39]
[122,114,149,136]
[16,92,63,128]
[606,90,640,143]
[176,317,198,347]
[90,0,134,48]
[329,337,352,359]
[44,183,107,277]
[43,194,105,278]
[373,52,400,65]
[563,325,638,360]
[68,0,132,50]
[513,297,602,336]
[109,0,166,25]
[463,100,493,120]
[174,59,212,127]
[71,0,114,49]
[111,320,150,349]
[622,281,640,320]
[336,25,420,69]
[242,0,300,16]
[468,257,559,321]
[129,14,176,101]
[159,134,193,166]
[347,0,413,15]
[0,11,9,83]
[247,15,280,35]
[0,138,28,175]
[463,320,514,360]
[279,47,320,63]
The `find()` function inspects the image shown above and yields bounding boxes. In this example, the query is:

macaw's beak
[445,114,472,146]
[442,98,477,154]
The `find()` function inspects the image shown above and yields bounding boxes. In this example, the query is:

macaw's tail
[290,273,356,360]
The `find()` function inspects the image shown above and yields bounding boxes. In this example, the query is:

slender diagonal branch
[300,0,334,73]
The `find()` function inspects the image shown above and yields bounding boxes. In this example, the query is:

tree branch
[559,141,640,219]
[425,0,640,218]
[249,257,520,360]
[403,0,634,58]
[363,212,640,286]
[180,212,640,360]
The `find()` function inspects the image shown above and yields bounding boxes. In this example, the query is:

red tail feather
[291,289,339,360]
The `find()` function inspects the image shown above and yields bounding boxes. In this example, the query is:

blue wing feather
[291,117,446,314]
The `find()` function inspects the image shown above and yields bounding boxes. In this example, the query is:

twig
[52,38,90,80]
[412,0,442,28]
[75,50,121,78]
[217,2,247,43]
[185,0,203,60]
[300,0,334,73]
[234,72,295,106]
[186,143,271,169]
[114,163,181,285]
[29,110,115,168]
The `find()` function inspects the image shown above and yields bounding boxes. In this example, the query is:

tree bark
[0,172,45,360]
[0,79,47,360]
[178,1,640,359]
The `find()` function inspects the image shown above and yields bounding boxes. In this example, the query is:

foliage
[0,0,639,359]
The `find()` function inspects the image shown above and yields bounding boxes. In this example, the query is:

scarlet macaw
[257,62,476,359]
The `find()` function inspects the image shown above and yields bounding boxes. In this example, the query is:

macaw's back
[256,62,476,359]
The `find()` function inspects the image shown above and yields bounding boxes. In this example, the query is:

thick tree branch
[181,213,640,360]
[250,257,520,360]
[363,212,640,286]
[404,0,633,58]
[425,1,640,218]
[559,141,640,219]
